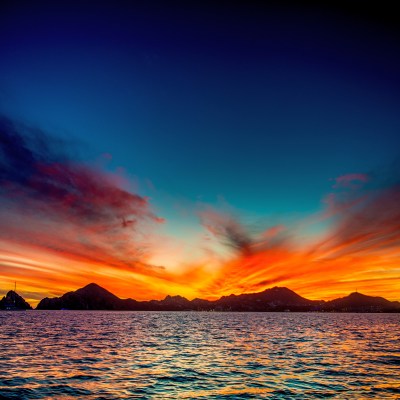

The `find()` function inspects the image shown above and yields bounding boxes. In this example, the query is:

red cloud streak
[1,117,399,305]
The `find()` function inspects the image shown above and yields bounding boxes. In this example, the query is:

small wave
[1,311,400,399]
[376,355,400,365]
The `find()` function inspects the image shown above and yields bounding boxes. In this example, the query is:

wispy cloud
[197,171,400,300]
[0,116,178,300]
[1,115,399,304]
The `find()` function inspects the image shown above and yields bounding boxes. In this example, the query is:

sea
[0,311,399,399]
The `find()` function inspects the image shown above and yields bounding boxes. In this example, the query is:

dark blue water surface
[0,311,399,399]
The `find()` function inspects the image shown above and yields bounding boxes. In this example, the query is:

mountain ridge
[35,283,400,312]
[0,290,32,310]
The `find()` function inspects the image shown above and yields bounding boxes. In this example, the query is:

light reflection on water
[0,311,399,399]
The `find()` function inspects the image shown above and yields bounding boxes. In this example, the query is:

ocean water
[0,312,399,399]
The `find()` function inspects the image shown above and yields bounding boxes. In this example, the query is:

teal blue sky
[1,1,399,233]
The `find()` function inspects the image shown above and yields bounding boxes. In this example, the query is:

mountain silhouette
[213,287,321,311]
[324,292,400,312]
[37,283,139,310]
[0,290,32,310]
[153,295,193,310]
[36,283,400,312]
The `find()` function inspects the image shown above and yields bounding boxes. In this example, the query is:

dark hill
[35,283,400,312]
[157,295,193,310]
[324,292,400,312]
[36,283,140,310]
[0,290,32,310]
[214,286,322,311]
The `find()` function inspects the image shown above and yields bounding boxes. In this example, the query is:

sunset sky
[1,2,400,307]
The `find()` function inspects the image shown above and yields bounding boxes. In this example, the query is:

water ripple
[0,311,399,398]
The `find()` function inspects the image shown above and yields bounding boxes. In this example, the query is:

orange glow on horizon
[1,125,399,308]
[1,224,400,308]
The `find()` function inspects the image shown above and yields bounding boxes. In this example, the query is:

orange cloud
[1,116,399,306]
[197,176,400,301]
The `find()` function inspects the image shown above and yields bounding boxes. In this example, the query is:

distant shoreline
[3,283,398,313]
[11,309,399,313]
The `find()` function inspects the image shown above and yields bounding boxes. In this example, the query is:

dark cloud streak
[0,115,158,228]
[0,115,163,272]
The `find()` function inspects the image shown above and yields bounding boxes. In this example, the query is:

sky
[1,1,400,306]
